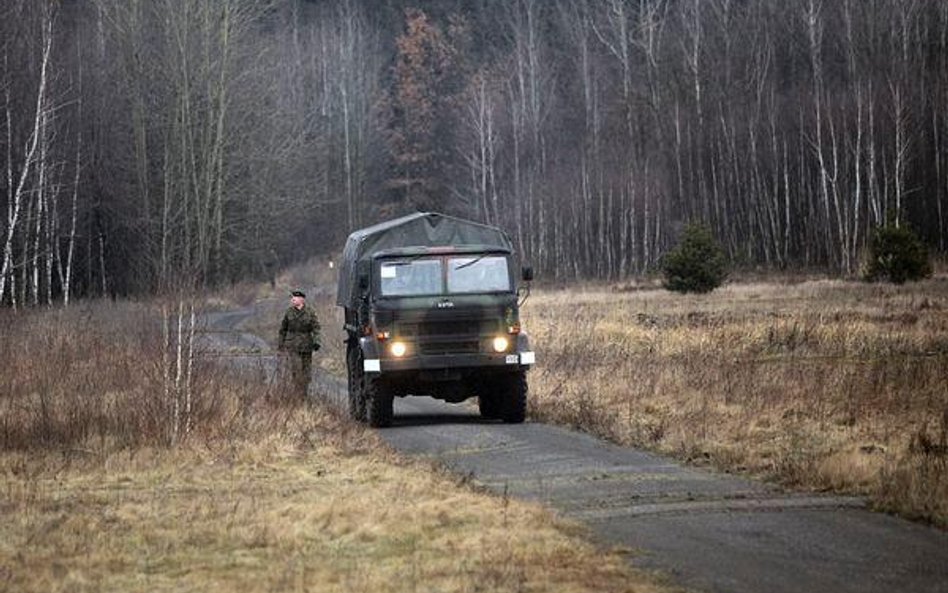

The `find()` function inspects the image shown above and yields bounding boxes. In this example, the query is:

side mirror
[521,265,534,282]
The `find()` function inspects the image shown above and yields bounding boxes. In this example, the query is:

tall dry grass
[525,277,948,526]
[0,300,298,451]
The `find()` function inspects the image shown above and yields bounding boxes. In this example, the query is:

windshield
[447,256,510,293]
[379,258,442,296]
[378,254,511,296]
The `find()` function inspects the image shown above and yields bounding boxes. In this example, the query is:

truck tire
[473,378,499,419]
[347,346,367,422]
[365,376,394,428]
[478,394,499,419]
[498,372,527,424]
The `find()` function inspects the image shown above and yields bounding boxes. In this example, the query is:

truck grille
[399,320,484,338]
[419,340,480,355]
[388,310,503,356]
[418,320,481,336]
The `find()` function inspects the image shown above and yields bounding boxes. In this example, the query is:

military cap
[291,290,306,298]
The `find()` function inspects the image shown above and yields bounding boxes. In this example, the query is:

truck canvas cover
[337,212,513,308]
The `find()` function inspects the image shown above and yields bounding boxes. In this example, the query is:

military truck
[337,212,535,427]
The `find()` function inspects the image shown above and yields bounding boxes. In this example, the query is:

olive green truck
[337,212,535,427]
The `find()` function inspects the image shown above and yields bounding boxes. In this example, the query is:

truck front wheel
[365,376,394,428]
[497,372,527,424]
[478,394,499,419]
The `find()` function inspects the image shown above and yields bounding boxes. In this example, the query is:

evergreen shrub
[863,222,932,284]
[662,223,728,293]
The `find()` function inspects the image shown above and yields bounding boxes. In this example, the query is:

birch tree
[0,1,54,305]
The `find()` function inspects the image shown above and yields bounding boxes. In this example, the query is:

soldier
[278,290,321,400]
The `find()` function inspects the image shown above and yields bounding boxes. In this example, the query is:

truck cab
[337,213,534,427]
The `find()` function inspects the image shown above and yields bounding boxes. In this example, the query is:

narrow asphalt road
[200,307,948,593]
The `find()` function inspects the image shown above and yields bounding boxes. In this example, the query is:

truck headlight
[492,336,509,352]
[390,341,408,357]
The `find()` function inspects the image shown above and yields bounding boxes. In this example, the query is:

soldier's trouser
[289,351,312,399]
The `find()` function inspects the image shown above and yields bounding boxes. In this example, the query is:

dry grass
[525,276,948,527]
[0,294,670,593]
[0,299,297,451]
[1,424,662,593]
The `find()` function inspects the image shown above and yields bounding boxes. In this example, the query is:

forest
[2,0,947,304]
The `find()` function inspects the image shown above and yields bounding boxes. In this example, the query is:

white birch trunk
[172,299,184,444]
[185,300,195,436]
[0,11,52,304]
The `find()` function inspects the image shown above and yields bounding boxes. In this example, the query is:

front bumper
[360,333,535,374]
[364,351,535,373]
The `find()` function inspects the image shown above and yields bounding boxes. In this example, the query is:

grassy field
[524,276,948,527]
[10,261,945,591]
[0,298,673,593]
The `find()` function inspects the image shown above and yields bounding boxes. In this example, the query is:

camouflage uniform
[279,305,321,398]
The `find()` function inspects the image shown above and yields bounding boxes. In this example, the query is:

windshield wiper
[453,254,488,270]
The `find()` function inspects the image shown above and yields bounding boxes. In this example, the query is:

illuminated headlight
[492,336,510,353]
[390,341,408,357]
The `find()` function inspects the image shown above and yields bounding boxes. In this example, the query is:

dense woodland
[2,0,948,303]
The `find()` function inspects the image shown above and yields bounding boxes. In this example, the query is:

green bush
[662,223,728,293]
[863,222,932,284]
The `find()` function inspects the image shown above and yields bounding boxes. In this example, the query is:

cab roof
[336,212,513,307]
